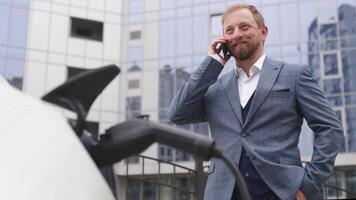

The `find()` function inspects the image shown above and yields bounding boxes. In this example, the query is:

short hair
[221,4,265,28]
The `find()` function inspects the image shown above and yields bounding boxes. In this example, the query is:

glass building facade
[0,0,30,89]
[123,0,356,198]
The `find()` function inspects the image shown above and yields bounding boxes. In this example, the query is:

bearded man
[168,3,343,200]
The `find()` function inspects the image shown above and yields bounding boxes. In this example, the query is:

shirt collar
[235,54,266,79]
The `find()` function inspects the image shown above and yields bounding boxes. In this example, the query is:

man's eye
[225,29,233,34]
[240,25,250,31]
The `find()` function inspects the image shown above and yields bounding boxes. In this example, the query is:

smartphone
[220,43,231,60]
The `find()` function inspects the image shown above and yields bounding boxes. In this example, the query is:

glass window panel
[175,67,191,93]
[160,9,175,19]
[176,56,191,68]
[125,156,140,164]
[12,0,30,7]
[4,59,24,89]
[126,179,140,200]
[193,15,209,53]
[0,45,6,57]
[262,5,281,46]
[193,0,205,5]
[176,17,192,56]
[209,2,225,14]
[345,94,356,106]
[282,44,300,57]
[193,123,210,136]
[318,0,337,22]
[193,54,206,67]
[319,23,338,50]
[161,0,175,9]
[261,0,279,5]
[158,145,173,162]
[323,53,338,76]
[177,7,191,17]
[265,46,282,58]
[308,53,320,81]
[339,3,356,36]
[346,170,356,194]
[126,96,141,119]
[326,96,343,107]
[282,55,300,64]
[7,47,26,59]
[70,17,103,41]
[0,57,5,74]
[0,5,10,45]
[342,50,356,92]
[210,14,222,36]
[0,0,10,4]
[143,180,156,200]
[323,78,342,94]
[346,107,356,152]
[177,0,191,7]
[128,46,143,72]
[129,14,144,23]
[193,5,208,15]
[128,0,143,14]
[159,62,174,119]
[299,1,318,43]
[128,0,143,23]
[175,150,191,161]
[280,3,298,44]
[9,7,28,47]
[160,20,175,58]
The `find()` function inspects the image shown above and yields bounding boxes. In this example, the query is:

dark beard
[234,42,259,61]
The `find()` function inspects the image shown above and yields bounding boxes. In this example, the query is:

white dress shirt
[209,53,266,108]
[236,54,265,108]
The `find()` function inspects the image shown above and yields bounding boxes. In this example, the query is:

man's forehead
[223,8,256,26]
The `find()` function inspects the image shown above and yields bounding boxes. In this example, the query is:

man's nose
[232,28,243,39]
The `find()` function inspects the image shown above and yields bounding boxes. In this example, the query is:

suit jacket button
[241,132,247,137]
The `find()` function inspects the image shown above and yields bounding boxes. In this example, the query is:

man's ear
[261,26,268,41]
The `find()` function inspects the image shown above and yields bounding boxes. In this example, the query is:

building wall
[0,0,30,89]
[23,0,124,133]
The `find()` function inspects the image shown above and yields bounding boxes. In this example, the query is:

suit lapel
[221,71,243,125]
[243,57,283,128]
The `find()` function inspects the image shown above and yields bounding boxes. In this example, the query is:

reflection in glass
[158,145,173,162]
[5,59,24,89]
[9,7,29,47]
[128,0,144,23]
[160,20,175,58]
[159,64,174,120]
[324,78,342,94]
[339,4,356,48]
[193,122,210,136]
[210,14,222,36]
[347,108,356,151]
[177,18,192,56]
[345,94,356,106]
[0,5,10,45]
[326,96,343,107]
[175,67,190,93]
[319,23,338,50]
[126,96,141,120]
[143,180,156,200]
[128,46,143,72]
[342,50,356,92]
[308,53,320,81]
[323,54,338,76]
[127,179,140,200]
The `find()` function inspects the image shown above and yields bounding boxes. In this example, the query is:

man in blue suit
[168,3,343,200]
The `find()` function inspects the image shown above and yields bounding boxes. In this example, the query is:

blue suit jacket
[168,56,344,200]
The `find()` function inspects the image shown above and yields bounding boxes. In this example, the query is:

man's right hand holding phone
[208,36,232,65]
